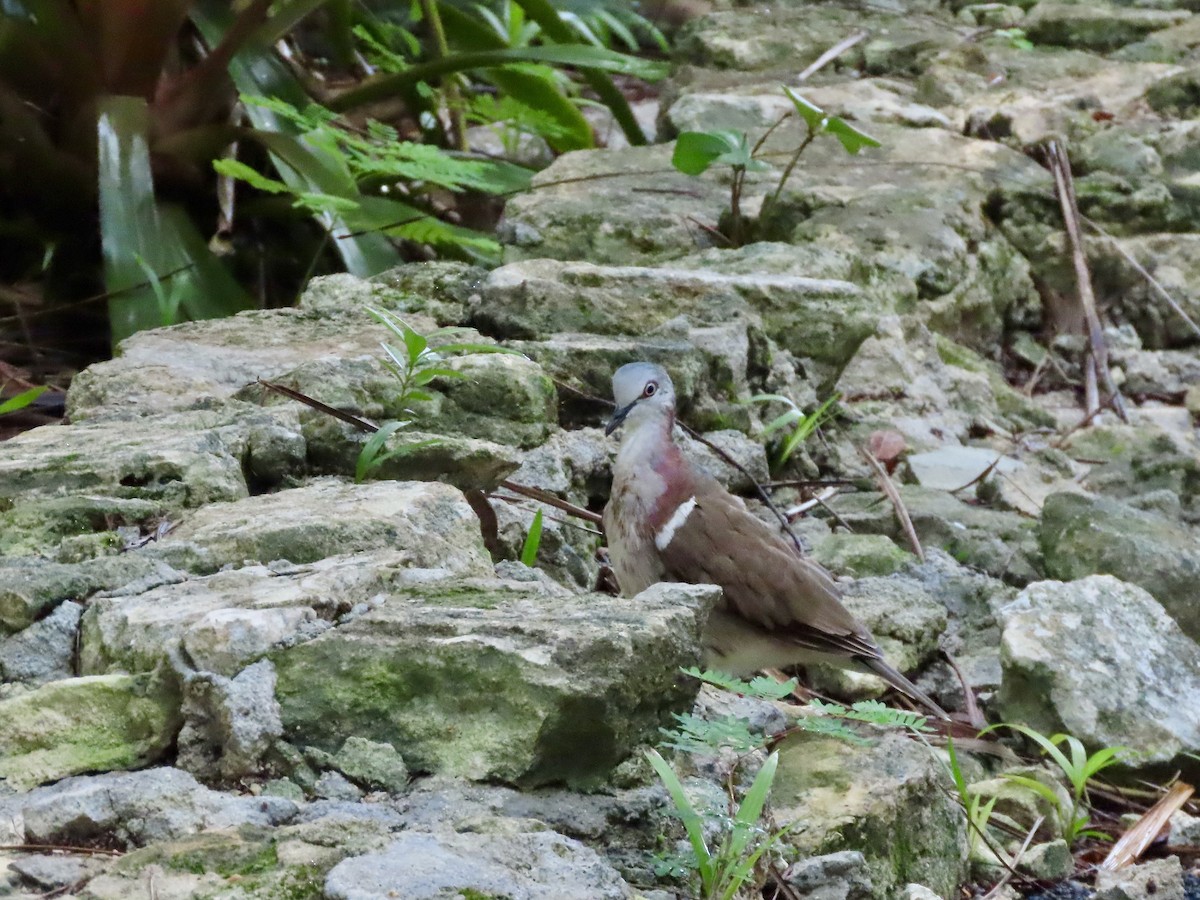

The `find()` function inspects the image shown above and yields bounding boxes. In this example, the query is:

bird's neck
[613,412,691,525]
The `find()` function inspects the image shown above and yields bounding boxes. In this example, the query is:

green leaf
[824,116,882,155]
[96,95,252,346]
[211,158,291,194]
[1001,773,1065,812]
[520,508,543,566]
[0,385,48,416]
[355,419,410,482]
[782,86,881,154]
[672,130,746,176]
[646,750,713,878]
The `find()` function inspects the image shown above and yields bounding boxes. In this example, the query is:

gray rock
[0,600,82,683]
[1025,3,1190,52]
[998,575,1200,771]
[1040,492,1200,642]
[324,829,633,900]
[0,767,297,847]
[331,737,409,793]
[8,853,103,890]
[271,582,718,787]
[782,851,874,900]
[0,407,305,556]
[1168,810,1200,844]
[0,672,181,790]
[315,770,365,801]
[0,556,182,635]
[1018,839,1073,880]
[498,143,730,266]
[176,659,282,783]
[474,257,864,369]
[774,729,967,897]
[147,477,493,580]
[834,486,1041,586]
[1095,857,1185,900]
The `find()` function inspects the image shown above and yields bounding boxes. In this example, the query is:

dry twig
[859,445,923,561]
[1045,139,1128,422]
[1101,780,1194,871]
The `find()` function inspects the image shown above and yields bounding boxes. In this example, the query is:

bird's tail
[859,656,950,721]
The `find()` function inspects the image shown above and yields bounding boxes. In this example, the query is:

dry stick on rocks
[1083,216,1200,342]
[1101,780,1195,871]
[1045,139,1128,423]
[795,29,870,82]
[859,444,924,561]
[981,815,1045,900]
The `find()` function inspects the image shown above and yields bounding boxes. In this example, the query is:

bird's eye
[642,382,657,398]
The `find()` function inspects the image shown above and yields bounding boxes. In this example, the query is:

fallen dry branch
[1100,780,1194,871]
[859,445,924,561]
[498,480,604,526]
[1045,140,1128,422]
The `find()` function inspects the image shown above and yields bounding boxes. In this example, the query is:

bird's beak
[605,401,635,436]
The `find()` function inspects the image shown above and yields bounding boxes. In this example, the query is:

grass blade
[520,508,543,566]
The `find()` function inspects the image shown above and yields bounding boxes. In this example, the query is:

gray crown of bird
[603,361,946,718]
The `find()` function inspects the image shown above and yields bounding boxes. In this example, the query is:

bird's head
[606,362,676,436]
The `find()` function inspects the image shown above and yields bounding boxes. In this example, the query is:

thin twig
[489,493,604,537]
[981,815,1044,900]
[948,453,1006,495]
[1046,139,1128,422]
[0,843,122,857]
[859,445,924,561]
[1082,217,1200,341]
[942,651,986,731]
[796,30,870,82]
[498,480,603,526]
[783,485,840,518]
[814,493,854,534]
[1051,394,1115,449]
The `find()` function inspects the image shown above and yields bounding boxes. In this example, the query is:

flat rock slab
[324,829,633,900]
[146,477,493,577]
[0,406,304,557]
[474,257,863,366]
[998,575,1200,772]
[271,582,718,787]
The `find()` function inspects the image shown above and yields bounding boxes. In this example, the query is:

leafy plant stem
[420,0,466,150]
[765,125,816,214]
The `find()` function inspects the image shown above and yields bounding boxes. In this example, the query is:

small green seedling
[981,723,1128,844]
[745,391,841,466]
[0,385,48,417]
[357,305,521,482]
[671,86,881,246]
[520,507,544,566]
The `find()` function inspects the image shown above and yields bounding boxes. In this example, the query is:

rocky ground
[4,0,1200,897]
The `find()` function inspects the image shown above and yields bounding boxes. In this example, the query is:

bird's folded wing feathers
[656,483,883,661]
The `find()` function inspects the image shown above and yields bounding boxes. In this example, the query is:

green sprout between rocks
[520,508,544,566]
[671,86,881,246]
[356,306,521,482]
[648,668,934,896]
[980,723,1129,845]
[744,391,841,467]
[0,385,48,417]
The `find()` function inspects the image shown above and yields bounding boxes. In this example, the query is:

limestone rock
[271,582,718,787]
[997,575,1200,771]
[0,767,297,846]
[1095,857,1185,900]
[773,729,967,897]
[324,828,633,900]
[1040,492,1200,642]
[0,673,182,789]
[0,600,82,683]
[147,478,492,579]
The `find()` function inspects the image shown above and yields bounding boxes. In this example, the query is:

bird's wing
[656,475,882,661]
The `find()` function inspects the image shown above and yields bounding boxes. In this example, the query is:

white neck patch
[655,497,698,551]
